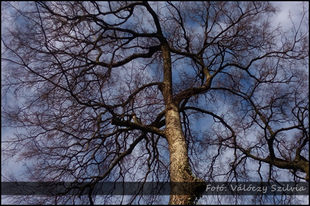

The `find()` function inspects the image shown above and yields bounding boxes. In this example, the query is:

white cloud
[272,2,307,29]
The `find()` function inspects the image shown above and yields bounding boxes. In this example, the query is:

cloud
[272,2,307,29]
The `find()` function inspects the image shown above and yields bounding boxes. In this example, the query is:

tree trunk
[160,43,206,205]
[165,106,206,204]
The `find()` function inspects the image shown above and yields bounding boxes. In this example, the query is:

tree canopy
[1,1,309,205]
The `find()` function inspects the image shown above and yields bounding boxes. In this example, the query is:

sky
[1,1,308,205]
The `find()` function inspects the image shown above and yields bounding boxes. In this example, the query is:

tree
[1,1,308,205]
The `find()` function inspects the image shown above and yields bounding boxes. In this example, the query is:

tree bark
[165,106,206,204]
[160,43,206,205]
